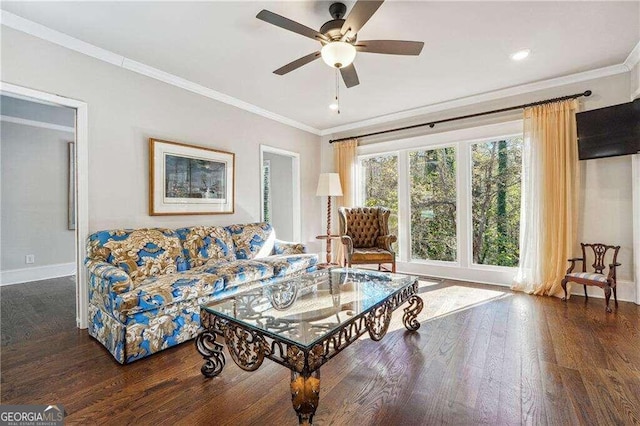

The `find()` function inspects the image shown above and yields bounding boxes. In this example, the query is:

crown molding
[624,40,640,70]
[320,63,629,136]
[2,10,637,138]
[0,11,322,136]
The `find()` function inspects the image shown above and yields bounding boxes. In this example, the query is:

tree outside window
[471,137,522,267]
[409,147,457,262]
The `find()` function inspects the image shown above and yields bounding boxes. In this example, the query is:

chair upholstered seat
[351,247,394,263]
[567,272,608,283]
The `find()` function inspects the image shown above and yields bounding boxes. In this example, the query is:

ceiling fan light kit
[256,0,424,89]
[321,42,356,68]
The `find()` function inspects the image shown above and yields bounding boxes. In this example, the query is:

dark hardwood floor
[1,276,76,346]
[1,278,639,425]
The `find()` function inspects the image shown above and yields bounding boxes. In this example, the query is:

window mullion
[458,142,471,269]
[397,150,410,262]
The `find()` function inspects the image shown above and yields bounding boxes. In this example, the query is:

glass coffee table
[195,268,423,424]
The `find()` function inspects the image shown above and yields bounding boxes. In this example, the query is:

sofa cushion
[193,259,274,287]
[176,226,236,269]
[258,254,318,277]
[226,222,275,259]
[87,229,184,285]
[114,272,224,321]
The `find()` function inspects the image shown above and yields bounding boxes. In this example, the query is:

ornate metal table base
[196,280,423,424]
[195,330,225,378]
[291,370,320,425]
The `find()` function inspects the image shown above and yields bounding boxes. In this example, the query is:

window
[358,154,399,250]
[355,122,523,282]
[409,147,457,262]
[471,137,522,267]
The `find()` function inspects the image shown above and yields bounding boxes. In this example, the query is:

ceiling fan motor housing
[321,3,355,42]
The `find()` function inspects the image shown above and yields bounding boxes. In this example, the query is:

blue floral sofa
[85,222,317,364]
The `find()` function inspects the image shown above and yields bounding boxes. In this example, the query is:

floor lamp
[316,173,343,264]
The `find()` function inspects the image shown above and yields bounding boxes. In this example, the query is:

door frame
[1,81,89,328]
[259,145,301,242]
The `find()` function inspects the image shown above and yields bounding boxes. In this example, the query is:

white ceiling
[2,1,638,131]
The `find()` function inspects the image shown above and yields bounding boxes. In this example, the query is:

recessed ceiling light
[511,49,531,61]
[329,103,339,111]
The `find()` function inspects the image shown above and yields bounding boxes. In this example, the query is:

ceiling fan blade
[257,10,329,43]
[355,40,424,55]
[340,1,384,36]
[274,52,321,75]
[340,64,360,88]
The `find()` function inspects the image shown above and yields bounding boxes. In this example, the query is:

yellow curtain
[333,139,358,265]
[513,99,579,297]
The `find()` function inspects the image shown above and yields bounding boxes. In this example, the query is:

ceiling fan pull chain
[335,67,341,114]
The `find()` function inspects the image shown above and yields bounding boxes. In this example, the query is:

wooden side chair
[561,243,621,312]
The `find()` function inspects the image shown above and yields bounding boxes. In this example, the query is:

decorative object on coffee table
[196,268,423,424]
[149,138,235,215]
[315,173,343,264]
[561,242,621,312]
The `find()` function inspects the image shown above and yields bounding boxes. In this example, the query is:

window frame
[356,119,523,284]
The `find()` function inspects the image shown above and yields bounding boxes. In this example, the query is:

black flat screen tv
[576,98,640,160]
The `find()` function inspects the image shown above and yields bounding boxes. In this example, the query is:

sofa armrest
[86,259,133,295]
[273,240,307,255]
[376,235,397,252]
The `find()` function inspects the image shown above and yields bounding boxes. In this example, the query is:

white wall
[0,27,323,252]
[322,71,636,300]
[1,122,75,271]
[263,151,294,241]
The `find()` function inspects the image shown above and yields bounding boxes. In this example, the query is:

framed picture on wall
[149,138,235,215]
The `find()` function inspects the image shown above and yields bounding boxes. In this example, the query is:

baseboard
[0,262,75,286]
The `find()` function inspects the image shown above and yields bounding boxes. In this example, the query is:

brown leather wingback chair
[338,206,397,272]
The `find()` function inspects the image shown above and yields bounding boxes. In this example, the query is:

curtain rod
[328,90,592,144]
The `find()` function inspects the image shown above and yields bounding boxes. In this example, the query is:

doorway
[0,82,89,329]
[260,145,301,241]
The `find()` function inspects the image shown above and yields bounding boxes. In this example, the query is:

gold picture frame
[149,138,235,215]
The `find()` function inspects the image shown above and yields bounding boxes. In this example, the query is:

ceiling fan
[256,1,424,88]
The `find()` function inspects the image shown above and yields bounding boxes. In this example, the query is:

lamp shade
[316,173,343,196]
